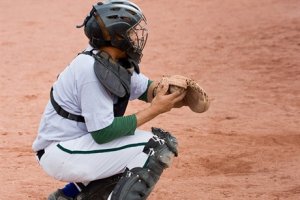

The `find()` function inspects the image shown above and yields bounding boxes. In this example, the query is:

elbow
[91,131,113,144]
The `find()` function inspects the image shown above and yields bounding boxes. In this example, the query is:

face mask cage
[126,17,148,53]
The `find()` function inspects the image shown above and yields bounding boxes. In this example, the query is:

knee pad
[151,127,178,157]
[111,128,179,200]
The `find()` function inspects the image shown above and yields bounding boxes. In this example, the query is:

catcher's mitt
[155,75,210,113]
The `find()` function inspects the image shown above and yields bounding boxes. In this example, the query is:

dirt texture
[1,0,300,199]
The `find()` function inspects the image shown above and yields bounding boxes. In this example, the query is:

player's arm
[136,83,186,126]
[90,115,137,144]
[91,84,185,144]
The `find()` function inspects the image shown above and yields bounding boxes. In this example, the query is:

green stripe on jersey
[57,142,147,154]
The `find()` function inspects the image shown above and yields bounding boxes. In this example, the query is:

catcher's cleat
[48,189,74,200]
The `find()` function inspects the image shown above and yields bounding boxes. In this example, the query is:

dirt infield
[1,0,299,199]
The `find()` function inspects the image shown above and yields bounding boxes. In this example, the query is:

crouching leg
[110,127,178,200]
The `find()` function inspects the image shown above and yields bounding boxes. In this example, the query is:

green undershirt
[91,114,137,144]
[90,80,153,144]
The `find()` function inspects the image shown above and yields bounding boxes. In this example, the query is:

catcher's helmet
[77,0,148,63]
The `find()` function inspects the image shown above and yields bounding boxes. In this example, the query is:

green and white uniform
[32,45,153,183]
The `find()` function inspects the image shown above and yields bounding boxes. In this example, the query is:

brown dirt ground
[1,0,300,199]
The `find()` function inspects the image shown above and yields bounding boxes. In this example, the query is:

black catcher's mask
[77,0,148,67]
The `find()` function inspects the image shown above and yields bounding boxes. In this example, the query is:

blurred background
[0,0,299,199]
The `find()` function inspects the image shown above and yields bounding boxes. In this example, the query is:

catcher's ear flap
[184,80,210,113]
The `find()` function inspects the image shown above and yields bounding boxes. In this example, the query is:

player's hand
[150,83,186,115]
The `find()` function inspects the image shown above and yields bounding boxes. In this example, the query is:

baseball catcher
[32,0,210,199]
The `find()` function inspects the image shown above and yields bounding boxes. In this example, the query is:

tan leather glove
[154,75,210,113]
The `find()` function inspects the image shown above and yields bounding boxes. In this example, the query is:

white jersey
[32,46,149,151]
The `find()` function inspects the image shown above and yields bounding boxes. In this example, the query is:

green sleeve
[91,114,137,144]
[138,79,153,102]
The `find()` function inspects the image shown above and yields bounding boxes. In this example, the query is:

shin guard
[111,128,178,200]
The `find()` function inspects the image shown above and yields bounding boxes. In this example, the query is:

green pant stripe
[57,143,147,154]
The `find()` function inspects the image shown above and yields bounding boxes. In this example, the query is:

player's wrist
[148,104,162,116]
[135,106,160,127]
